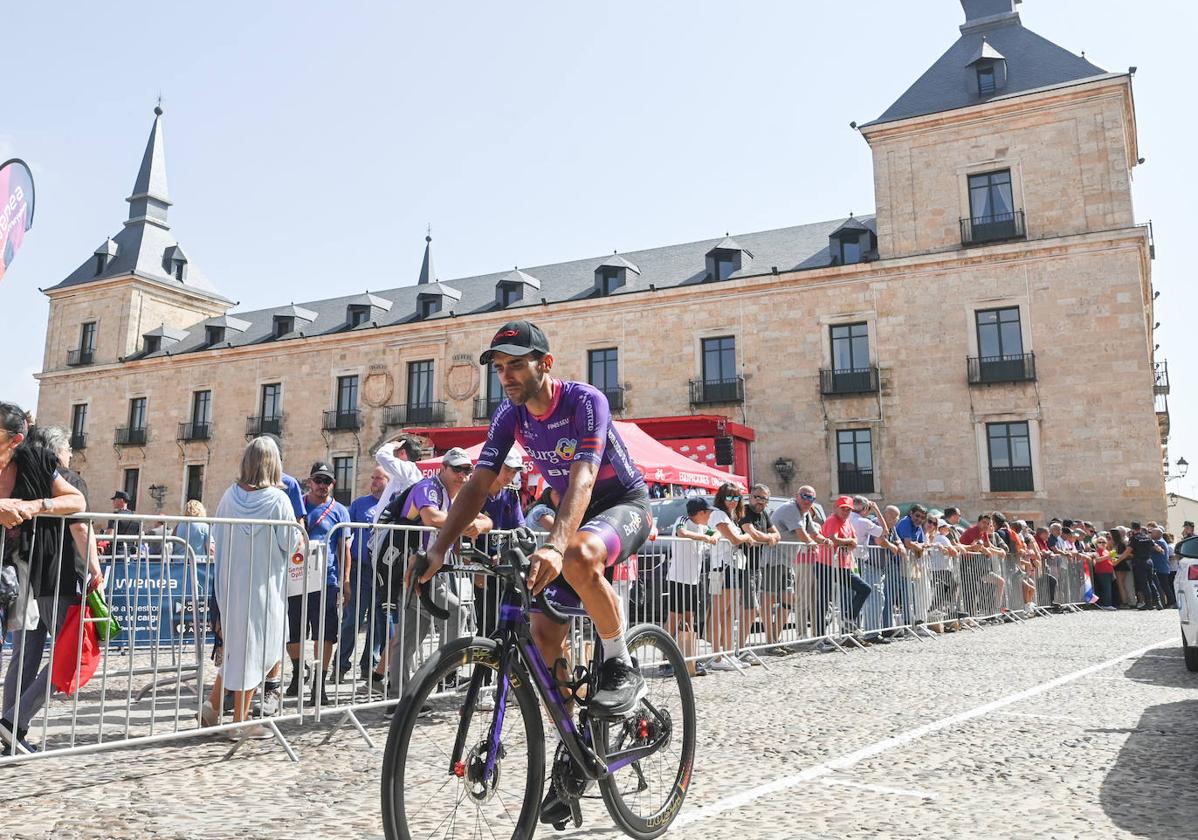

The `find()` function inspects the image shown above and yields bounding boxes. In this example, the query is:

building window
[977,63,997,95]
[143,335,161,354]
[598,267,621,296]
[205,325,225,346]
[123,468,140,511]
[348,305,370,328]
[185,464,204,504]
[273,316,294,338]
[173,261,185,282]
[80,322,97,355]
[714,254,736,281]
[336,375,359,415]
[839,235,862,265]
[128,397,147,432]
[94,254,107,276]
[333,456,354,507]
[487,365,501,404]
[191,390,212,437]
[261,383,282,423]
[968,170,1014,223]
[499,285,520,308]
[418,297,440,319]
[588,348,619,392]
[407,361,434,408]
[836,429,875,494]
[975,307,1023,359]
[987,421,1033,492]
[701,336,736,384]
[70,404,88,450]
[830,323,869,373]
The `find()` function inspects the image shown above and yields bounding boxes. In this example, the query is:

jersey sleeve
[477,403,516,473]
[404,480,441,520]
[572,386,610,466]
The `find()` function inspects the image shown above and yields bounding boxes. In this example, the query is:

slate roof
[865,4,1111,127]
[137,215,876,361]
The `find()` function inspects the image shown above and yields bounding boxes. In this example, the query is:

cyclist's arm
[425,469,497,561]
[545,460,598,555]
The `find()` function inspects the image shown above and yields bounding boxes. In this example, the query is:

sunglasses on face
[450,465,473,475]
[799,494,816,501]
[726,495,742,502]
[311,476,333,486]
[751,495,768,502]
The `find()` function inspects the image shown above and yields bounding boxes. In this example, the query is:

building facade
[33,1,1168,526]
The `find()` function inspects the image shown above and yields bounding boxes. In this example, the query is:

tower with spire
[40,106,232,367]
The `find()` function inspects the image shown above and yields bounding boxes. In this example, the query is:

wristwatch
[41,498,52,512]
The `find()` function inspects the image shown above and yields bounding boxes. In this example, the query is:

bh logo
[554,438,578,461]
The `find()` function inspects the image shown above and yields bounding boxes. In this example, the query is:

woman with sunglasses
[705,483,757,671]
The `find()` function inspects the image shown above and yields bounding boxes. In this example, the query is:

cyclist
[415,319,652,715]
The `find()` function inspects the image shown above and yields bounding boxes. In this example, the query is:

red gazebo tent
[415,420,746,490]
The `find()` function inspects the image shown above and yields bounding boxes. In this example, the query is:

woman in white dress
[200,437,298,738]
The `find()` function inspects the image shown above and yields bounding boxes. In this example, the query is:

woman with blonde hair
[199,437,298,739]
[173,499,213,561]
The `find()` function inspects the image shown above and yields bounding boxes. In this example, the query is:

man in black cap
[415,320,654,828]
[1128,522,1163,610]
[105,490,141,555]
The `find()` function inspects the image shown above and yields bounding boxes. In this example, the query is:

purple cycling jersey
[477,379,645,510]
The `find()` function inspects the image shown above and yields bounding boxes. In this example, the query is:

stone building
[33,0,1168,525]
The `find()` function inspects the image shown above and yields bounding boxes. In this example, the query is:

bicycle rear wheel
[380,636,545,840]
[594,623,696,840]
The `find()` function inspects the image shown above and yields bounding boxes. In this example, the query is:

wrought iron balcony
[70,433,87,451]
[322,409,363,432]
[989,466,1034,493]
[689,376,745,406]
[178,422,213,442]
[473,397,503,421]
[1156,393,1170,444]
[967,353,1036,385]
[837,468,875,495]
[66,348,95,367]
[960,210,1026,246]
[114,426,148,447]
[246,415,284,437]
[598,386,625,412]
[1154,360,1170,395]
[384,402,446,426]
[820,367,879,396]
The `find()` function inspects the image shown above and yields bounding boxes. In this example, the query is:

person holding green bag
[1,423,97,756]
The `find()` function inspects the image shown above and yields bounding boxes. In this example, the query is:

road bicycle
[380,529,696,839]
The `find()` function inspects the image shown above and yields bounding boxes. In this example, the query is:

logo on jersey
[547,417,569,429]
[554,438,578,461]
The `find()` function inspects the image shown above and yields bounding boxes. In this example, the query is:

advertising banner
[0,158,35,284]
[103,553,213,650]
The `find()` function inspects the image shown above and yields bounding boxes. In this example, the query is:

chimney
[960,0,1021,33]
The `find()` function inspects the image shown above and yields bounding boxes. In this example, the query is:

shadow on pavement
[1120,647,1198,690]
[1100,699,1198,838]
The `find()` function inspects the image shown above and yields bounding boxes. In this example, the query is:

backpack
[370,482,422,605]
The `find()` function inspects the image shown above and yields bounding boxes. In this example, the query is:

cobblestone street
[1,610,1190,839]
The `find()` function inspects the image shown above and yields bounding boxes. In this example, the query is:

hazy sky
[3,1,1194,495]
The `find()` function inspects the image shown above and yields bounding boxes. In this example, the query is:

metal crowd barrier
[1,511,1103,766]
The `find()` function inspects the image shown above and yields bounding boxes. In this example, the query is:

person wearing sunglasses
[771,485,828,646]
[705,483,757,671]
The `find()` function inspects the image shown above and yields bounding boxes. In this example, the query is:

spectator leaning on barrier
[705,483,756,672]
[849,496,889,643]
[889,504,926,630]
[1092,534,1118,611]
[927,518,960,628]
[525,486,559,532]
[668,496,717,676]
[2,424,99,756]
[770,485,825,640]
[285,462,352,706]
[959,514,1006,617]
[338,465,389,683]
[204,436,299,739]
[814,496,871,653]
[739,484,783,652]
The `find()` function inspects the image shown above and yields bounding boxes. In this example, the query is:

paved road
[2,609,1192,839]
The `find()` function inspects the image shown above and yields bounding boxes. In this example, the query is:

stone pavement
[0,609,1192,839]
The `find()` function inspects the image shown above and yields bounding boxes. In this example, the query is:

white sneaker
[476,691,496,712]
[706,656,738,672]
[228,723,273,741]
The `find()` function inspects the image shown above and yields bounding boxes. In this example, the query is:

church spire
[417,229,435,285]
[125,103,172,229]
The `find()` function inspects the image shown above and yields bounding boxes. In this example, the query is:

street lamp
[1178,457,1189,479]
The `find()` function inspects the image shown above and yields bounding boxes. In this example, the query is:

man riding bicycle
[414,320,651,722]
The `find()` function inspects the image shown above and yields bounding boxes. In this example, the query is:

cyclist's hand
[527,545,564,595]
[405,548,445,593]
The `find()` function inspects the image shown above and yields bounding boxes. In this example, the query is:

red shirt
[820,514,855,569]
[1093,547,1114,575]
[960,524,984,546]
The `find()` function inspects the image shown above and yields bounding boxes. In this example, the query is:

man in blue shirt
[337,465,389,681]
[1150,525,1176,608]
[286,462,351,705]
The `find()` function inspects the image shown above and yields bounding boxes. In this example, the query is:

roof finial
[426,222,432,244]
[155,93,163,117]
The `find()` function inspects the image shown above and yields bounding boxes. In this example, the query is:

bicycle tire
[594,623,697,840]
[380,636,546,840]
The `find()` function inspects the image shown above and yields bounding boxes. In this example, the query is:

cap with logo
[310,462,335,479]
[479,320,551,365]
[442,447,473,468]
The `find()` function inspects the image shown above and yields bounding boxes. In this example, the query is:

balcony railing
[1154,360,1170,395]
[1156,393,1170,443]
[689,376,745,406]
[967,353,1036,385]
[820,367,879,396]
[960,210,1026,246]
[384,402,447,426]
[988,466,1034,493]
[70,433,87,451]
[598,386,625,412]
[473,396,503,421]
[66,348,95,367]
[322,409,363,432]
[837,468,875,495]
[178,421,213,442]
[246,415,284,437]
[114,426,148,447]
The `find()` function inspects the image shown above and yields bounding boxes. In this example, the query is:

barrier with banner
[102,543,213,649]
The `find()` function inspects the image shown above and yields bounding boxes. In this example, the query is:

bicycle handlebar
[406,528,569,625]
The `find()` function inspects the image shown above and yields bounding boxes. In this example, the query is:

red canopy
[416,421,746,490]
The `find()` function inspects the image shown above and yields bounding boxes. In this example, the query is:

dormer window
[92,238,118,276]
[840,235,863,265]
[348,305,371,328]
[593,257,639,296]
[95,254,107,275]
[164,244,189,283]
[418,297,440,319]
[499,285,520,308]
[143,335,162,354]
[206,325,225,346]
[977,62,997,95]
[273,316,294,338]
[599,267,622,295]
[343,292,391,330]
[828,217,877,266]
[705,238,752,282]
[966,38,1007,97]
[495,269,539,309]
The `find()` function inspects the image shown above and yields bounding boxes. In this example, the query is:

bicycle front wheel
[594,623,697,840]
[380,636,545,840]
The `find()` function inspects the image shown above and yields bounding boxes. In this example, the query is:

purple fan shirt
[477,380,644,510]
